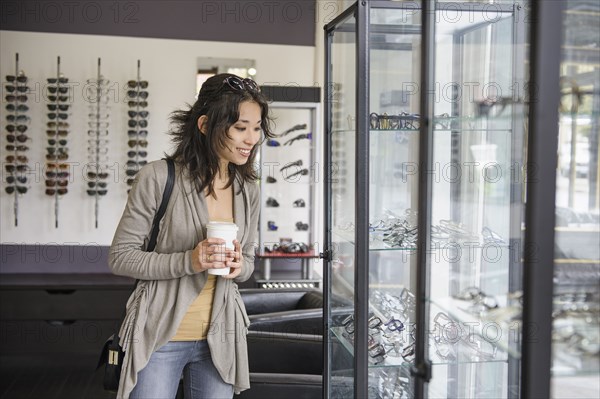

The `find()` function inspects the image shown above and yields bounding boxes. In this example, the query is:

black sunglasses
[6,94,27,102]
[128,140,148,148]
[223,76,260,93]
[126,160,147,167]
[6,115,30,122]
[46,171,69,179]
[5,85,28,93]
[6,155,28,163]
[128,110,149,118]
[5,164,28,172]
[128,101,148,108]
[48,95,69,102]
[6,75,28,83]
[47,77,69,84]
[128,119,148,128]
[5,186,28,194]
[47,139,67,146]
[128,130,148,138]
[87,189,108,196]
[127,80,148,89]
[6,175,27,184]
[127,90,149,99]
[47,104,70,111]
[7,134,29,143]
[6,125,28,133]
[47,86,69,94]
[47,113,69,120]
[87,171,109,179]
[128,150,148,158]
[46,130,69,137]
[6,144,29,152]
[47,121,69,128]
[46,188,68,196]
[45,180,68,187]
[6,104,29,112]
[87,181,107,188]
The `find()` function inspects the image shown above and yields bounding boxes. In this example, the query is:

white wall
[1,30,316,245]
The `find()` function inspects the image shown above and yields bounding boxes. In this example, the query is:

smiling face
[218,101,262,166]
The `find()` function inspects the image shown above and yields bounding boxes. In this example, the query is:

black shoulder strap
[110,159,175,350]
[147,158,175,252]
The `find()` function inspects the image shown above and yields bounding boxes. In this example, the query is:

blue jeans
[130,340,234,399]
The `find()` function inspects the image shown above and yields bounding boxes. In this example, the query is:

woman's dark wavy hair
[167,73,274,196]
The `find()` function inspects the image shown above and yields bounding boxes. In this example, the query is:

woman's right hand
[192,238,235,273]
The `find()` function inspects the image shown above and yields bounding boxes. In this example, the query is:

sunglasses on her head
[223,76,260,93]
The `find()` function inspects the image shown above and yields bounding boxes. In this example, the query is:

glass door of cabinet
[366,3,423,399]
[551,1,600,397]
[424,2,526,398]
[325,7,358,399]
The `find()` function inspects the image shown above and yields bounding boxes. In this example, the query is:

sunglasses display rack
[4,53,30,227]
[87,58,110,228]
[44,56,71,228]
[125,60,149,192]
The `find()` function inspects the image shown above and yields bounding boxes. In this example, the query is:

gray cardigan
[108,160,258,398]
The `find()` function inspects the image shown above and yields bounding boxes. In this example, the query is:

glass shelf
[430,297,521,360]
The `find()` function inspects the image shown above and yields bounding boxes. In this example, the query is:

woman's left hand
[222,240,243,279]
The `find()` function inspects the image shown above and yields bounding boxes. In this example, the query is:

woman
[109,73,273,398]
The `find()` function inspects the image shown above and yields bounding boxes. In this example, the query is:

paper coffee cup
[206,222,239,275]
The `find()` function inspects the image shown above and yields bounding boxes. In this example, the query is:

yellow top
[171,274,217,341]
[172,217,233,341]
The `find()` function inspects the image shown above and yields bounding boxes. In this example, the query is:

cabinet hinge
[410,360,432,382]
[319,250,332,261]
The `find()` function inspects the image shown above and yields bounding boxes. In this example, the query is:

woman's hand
[192,238,234,273]
[222,240,243,279]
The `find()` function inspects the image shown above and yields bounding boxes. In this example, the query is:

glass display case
[551,0,600,397]
[324,1,529,398]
